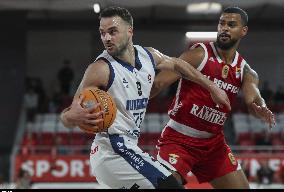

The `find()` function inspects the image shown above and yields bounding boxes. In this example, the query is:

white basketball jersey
[95,45,155,139]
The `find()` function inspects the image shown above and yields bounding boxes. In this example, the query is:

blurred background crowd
[1,0,284,189]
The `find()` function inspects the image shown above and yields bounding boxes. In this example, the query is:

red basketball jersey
[168,42,247,135]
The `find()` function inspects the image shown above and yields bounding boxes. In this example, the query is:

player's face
[99,16,133,56]
[216,13,247,50]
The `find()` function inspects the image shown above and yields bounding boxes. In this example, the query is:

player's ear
[241,26,248,38]
[128,26,133,36]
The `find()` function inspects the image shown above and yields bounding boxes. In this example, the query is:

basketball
[78,87,117,134]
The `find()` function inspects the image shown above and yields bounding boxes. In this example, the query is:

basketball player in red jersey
[151,7,275,188]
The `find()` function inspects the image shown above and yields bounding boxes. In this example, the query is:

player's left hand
[209,84,231,111]
[251,103,276,129]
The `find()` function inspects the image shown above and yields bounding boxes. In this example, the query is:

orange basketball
[78,87,117,134]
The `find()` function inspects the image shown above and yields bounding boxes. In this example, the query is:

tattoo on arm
[243,63,266,108]
[243,64,259,80]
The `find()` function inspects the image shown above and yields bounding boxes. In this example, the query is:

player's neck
[116,42,136,67]
[215,42,239,65]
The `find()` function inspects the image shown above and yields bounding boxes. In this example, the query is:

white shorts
[89,133,172,189]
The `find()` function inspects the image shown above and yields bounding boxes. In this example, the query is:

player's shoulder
[87,59,110,74]
[143,47,160,55]
[83,59,110,89]
[92,57,110,67]
[179,43,206,68]
[183,42,206,56]
[134,45,154,58]
[143,47,164,64]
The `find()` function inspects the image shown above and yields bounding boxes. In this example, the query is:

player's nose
[105,33,112,41]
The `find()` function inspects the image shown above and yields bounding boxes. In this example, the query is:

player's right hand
[251,103,276,129]
[64,95,104,127]
[209,84,231,111]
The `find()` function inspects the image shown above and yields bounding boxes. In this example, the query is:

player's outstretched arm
[60,60,109,128]
[150,46,203,99]
[241,64,275,129]
[150,71,180,99]
[147,47,231,111]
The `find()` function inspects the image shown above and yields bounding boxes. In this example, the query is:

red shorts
[157,126,240,183]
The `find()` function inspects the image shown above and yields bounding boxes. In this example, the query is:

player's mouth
[106,44,114,50]
[219,33,231,41]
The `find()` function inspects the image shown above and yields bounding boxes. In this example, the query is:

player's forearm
[60,107,77,128]
[150,77,171,99]
[247,96,266,118]
[174,58,216,92]
[150,82,162,99]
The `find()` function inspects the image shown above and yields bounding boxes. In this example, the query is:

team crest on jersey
[228,153,237,165]
[222,65,230,79]
[169,154,179,165]
[235,67,241,79]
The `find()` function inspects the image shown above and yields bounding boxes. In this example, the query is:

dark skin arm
[147,46,231,110]
[241,63,275,128]
[149,45,231,110]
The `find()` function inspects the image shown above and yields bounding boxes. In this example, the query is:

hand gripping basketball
[78,88,117,134]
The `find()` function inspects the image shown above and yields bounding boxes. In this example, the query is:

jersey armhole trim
[96,57,115,91]
[196,43,208,71]
[142,47,156,70]
[240,59,247,82]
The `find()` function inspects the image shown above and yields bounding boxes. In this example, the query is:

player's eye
[109,29,117,35]
[100,31,105,36]
[228,22,237,27]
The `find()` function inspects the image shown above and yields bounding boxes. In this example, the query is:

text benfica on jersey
[168,42,247,134]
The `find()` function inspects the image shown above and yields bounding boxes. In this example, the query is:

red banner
[14,155,96,182]
[236,153,284,178]
[14,153,284,183]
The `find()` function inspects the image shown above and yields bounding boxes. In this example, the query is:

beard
[216,35,238,50]
[106,36,130,57]
[113,42,128,56]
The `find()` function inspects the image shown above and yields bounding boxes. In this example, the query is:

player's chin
[106,47,117,55]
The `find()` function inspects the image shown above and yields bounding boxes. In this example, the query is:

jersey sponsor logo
[147,74,152,84]
[228,153,237,165]
[190,104,227,126]
[213,78,240,94]
[90,146,98,155]
[209,57,215,62]
[170,101,183,116]
[126,98,148,111]
[117,142,124,148]
[221,65,230,79]
[116,145,145,169]
[121,183,140,189]
[123,78,129,88]
[130,183,140,189]
[126,129,140,138]
[169,154,179,165]
[236,67,241,79]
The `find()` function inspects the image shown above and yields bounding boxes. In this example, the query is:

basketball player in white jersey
[60,7,230,189]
